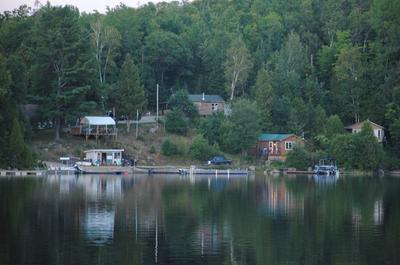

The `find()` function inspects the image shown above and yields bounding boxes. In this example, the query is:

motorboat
[314,157,339,177]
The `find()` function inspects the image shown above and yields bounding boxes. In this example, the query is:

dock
[0,170,46,177]
[136,166,249,176]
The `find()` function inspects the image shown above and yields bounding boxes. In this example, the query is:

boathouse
[344,120,384,143]
[70,116,117,140]
[255,133,304,161]
[84,149,124,166]
[188,93,225,116]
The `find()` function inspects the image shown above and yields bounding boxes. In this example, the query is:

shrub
[189,134,219,161]
[286,146,312,170]
[149,146,156,154]
[161,139,180,156]
[165,109,189,135]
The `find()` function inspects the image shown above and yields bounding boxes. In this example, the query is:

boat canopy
[80,116,116,126]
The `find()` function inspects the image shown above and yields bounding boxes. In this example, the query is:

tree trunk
[126,117,130,133]
[55,117,60,142]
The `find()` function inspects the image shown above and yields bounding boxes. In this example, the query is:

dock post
[215,169,218,179]
[227,169,230,179]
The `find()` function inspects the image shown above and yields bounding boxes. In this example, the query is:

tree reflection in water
[0,174,399,265]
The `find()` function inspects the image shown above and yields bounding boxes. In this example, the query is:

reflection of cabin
[255,134,304,161]
[344,120,384,143]
[70,116,117,140]
[84,149,124,166]
[188,93,225,116]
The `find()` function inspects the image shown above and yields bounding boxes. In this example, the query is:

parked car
[207,156,232,165]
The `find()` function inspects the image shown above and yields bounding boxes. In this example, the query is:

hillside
[31,124,201,166]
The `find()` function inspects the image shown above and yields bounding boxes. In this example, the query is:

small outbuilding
[84,149,124,166]
[344,120,384,143]
[255,133,304,162]
[70,116,117,140]
[188,93,225,116]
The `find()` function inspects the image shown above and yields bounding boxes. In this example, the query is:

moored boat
[74,165,131,174]
[314,157,339,177]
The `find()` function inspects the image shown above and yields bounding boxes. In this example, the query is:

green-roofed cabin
[188,93,225,116]
[255,133,304,161]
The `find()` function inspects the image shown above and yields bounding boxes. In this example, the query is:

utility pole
[156,83,159,128]
[135,109,139,139]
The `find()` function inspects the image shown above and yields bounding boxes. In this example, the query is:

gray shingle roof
[188,94,225,103]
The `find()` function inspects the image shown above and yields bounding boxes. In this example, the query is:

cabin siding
[256,135,304,161]
[193,101,225,116]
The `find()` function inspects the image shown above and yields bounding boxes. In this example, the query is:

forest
[0,0,399,169]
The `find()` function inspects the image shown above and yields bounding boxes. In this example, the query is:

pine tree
[115,54,147,132]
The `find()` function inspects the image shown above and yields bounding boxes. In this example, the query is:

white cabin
[84,149,124,166]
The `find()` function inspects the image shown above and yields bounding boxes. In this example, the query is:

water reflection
[257,178,304,217]
[313,173,339,184]
[0,174,399,265]
[83,203,115,245]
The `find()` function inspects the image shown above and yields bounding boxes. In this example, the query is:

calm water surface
[0,174,399,265]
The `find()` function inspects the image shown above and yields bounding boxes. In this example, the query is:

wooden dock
[136,166,249,176]
[0,170,46,177]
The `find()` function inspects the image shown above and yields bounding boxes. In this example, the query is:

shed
[84,149,124,166]
[70,116,117,140]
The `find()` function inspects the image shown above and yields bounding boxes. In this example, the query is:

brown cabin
[255,133,305,162]
[188,93,225,116]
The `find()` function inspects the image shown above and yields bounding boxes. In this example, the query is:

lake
[0,174,399,265]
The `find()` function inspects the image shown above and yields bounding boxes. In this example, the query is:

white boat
[314,158,339,177]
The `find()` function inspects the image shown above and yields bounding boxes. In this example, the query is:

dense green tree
[286,146,312,170]
[189,134,218,161]
[253,68,273,130]
[6,118,35,169]
[165,109,189,135]
[199,112,226,146]
[31,4,92,141]
[114,54,146,132]
[325,115,345,139]
[167,90,198,121]
[333,45,365,123]
[222,99,261,155]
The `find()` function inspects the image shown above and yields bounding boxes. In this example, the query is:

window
[285,141,293,150]
[269,142,273,149]
[377,129,381,138]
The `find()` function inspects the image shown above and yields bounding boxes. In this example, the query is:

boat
[74,164,131,174]
[314,157,339,177]
[74,149,131,175]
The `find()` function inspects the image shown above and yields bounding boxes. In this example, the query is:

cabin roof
[84,149,124,153]
[345,120,384,130]
[188,94,224,103]
[80,116,116,126]
[259,133,295,141]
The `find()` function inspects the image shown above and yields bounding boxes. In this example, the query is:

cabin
[344,120,384,143]
[70,116,117,140]
[255,133,304,162]
[84,149,124,166]
[188,93,225,116]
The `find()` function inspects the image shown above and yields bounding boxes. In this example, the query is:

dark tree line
[0,0,399,168]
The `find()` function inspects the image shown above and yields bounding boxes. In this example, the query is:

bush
[189,134,219,161]
[165,109,189,135]
[149,146,156,154]
[286,146,312,170]
[161,139,180,156]
[329,123,384,170]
